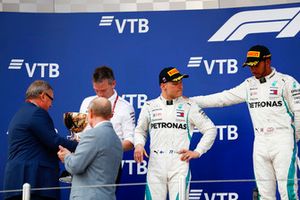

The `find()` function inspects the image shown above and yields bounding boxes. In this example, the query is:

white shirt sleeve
[134,102,150,147]
[120,104,135,144]
[79,96,96,113]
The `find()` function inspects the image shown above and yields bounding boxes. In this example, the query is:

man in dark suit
[58,97,123,200]
[3,80,78,200]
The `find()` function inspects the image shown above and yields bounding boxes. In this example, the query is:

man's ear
[160,83,165,90]
[111,80,116,89]
[89,110,93,118]
[108,113,113,119]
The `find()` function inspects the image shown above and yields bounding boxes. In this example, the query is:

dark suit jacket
[4,102,78,199]
[65,121,123,200]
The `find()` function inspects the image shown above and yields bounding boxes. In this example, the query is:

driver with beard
[191,45,300,200]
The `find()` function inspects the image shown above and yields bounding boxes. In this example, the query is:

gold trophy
[63,112,88,141]
[59,112,88,183]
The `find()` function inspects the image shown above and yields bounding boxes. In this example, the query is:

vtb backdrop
[1,2,300,200]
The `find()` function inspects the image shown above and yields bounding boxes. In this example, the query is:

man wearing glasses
[3,80,78,200]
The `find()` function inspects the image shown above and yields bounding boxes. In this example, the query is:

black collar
[259,77,266,84]
[166,100,173,105]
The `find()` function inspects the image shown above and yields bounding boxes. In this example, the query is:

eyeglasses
[45,92,54,101]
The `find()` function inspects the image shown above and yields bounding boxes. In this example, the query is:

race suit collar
[265,67,276,80]
[258,67,276,84]
[159,95,181,105]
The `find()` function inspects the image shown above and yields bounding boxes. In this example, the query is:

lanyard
[112,95,119,115]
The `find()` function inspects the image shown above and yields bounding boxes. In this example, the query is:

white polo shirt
[79,90,135,143]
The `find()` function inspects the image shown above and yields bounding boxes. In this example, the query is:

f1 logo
[208,7,300,42]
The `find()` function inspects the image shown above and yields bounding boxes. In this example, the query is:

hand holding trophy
[59,112,88,183]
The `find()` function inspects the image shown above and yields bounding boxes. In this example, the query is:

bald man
[58,97,123,200]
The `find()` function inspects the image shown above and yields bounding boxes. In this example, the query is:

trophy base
[59,175,72,183]
[59,170,73,183]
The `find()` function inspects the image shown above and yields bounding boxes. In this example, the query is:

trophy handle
[66,130,75,140]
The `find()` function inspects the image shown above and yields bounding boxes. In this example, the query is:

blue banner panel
[1,3,300,199]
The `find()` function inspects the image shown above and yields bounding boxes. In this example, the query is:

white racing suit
[134,96,217,200]
[191,68,300,200]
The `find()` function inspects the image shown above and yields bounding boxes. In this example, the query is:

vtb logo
[8,59,60,78]
[209,7,300,42]
[189,189,239,200]
[99,16,149,34]
[187,56,238,75]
